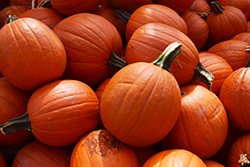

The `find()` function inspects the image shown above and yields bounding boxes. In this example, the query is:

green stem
[106,51,127,71]
[151,42,182,73]
[211,1,225,14]
[0,112,32,136]
[5,15,18,25]
[192,62,214,90]
[245,46,250,67]
[113,10,131,24]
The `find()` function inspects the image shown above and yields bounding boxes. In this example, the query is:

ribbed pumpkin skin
[231,32,250,44]
[220,67,250,131]
[126,23,199,86]
[204,160,225,167]
[0,17,67,91]
[143,149,206,167]
[227,133,250,167]
[11,140,71,167]
[208,40,250,71]
[53,13,122,88]
[188,0,211,14]
[125,4,188,42]
[161,85,229,159]
[70,129,140,167]
[100,62,181,147]
[206,5,247,44]
[0,77,34,146]
[50,0,100,16]
[9,0,32,7]
[19,8,64,29]
[27,79,100,146]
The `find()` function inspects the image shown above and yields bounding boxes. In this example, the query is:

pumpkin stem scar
[239,154,250,166]
[4,15,19,25]
[113,10,130,24]
[0,112,32,135]
[151,42,182,73]
[106,51,127,71]
[192,62,214,90]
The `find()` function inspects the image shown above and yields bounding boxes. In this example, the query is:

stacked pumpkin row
[0,0,250,166]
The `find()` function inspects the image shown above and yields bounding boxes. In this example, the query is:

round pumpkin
[161,84,229,159]
[0,77,34,147]
[204,160,225,167]
[70,129,140,167]
[100,42,182,147]
[219,59,250,131]
[143,149,206,167]
[11,140,71,167]
[18,7,64,29]
[0,79,100,147]
[95,77,111,102]
[188,0,211,15]
[231,32,250,44]
[0,17,67,91]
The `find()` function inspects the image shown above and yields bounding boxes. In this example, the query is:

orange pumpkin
[0,17,67,91]
[204,160,225,167]
[188,0,211,15]
[100,42,182,147]
[0,79,100,147]
[143,149,206,167]
[231,32,250,44]
[0,154,7,167]
[161,84,229,159]
[70,129,140,167]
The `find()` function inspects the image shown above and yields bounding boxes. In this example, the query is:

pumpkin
[18,7,64,29]
[70,129,140,167]
[219,58,250,131]
[0,5,29,27]
[231,32,250,44]
[208,40,250,71]
[181,11,209,50]
[227,133,250,167]
[0,79,100,147]
[118,4,188,42]
[50,0,100,16]
[161,84,229,159]
[205,1,247,44]
[100,42,182,147]
[0,77,34,147]
[9,0,33,7]
[95,78,111,102]
[53,12,124,89]
[192,51,233,95]
[204,160,225,167]
[11,140,71,167]
[107,0,152,13]
[93,5,126,41]
[151,0,195,14]
[0,17,67,91]
[0,154,7,167]
[143,149,206,167]
[188,0,211,15]
[217,0,250,20]
[125,22,213,87]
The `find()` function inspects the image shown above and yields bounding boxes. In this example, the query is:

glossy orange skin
[100,62,181,147]
[206,5,247,44]
[50,0,100,16]
[181,11,209,50]
[53,13,122,89]
[125,4,188,42]
[161,85,229,159]
[227,133,250,167]
[0,77,34,146]
[208,40,250,71]
[19,7,64,29]
[12,140,71,167]
[220,66,250,131]
[143,149,206,167]
[27,79,100,146]
[0,17,67,91]
[231,32,250,44]
[126,22,199,86]
[70,129,140,167]
[204,160,225,167]
[95,78,111,102]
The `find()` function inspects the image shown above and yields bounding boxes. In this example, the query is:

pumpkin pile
[1,0,250,166]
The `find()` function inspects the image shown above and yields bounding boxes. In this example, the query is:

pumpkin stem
[211,1,225,14]
[37,0,51,8]
[192,62,214,90]
[0,112,32,136]
[239,154,250,166]
[113,10,131,23]
[151,42,182,73]
[5,15,18,25]
[106,51,127,71]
